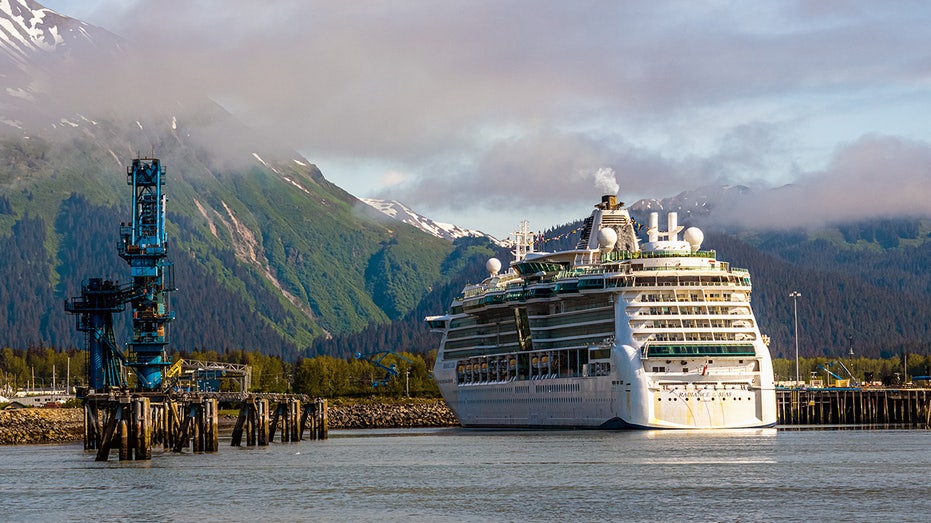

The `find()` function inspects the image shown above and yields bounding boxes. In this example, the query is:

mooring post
[282,401,292,442]
[211,398,220,451]
[231,402,248,446]
[152,402,166,449]
[268,402,281,443]
[204,398,218,452]
[116,396,132,461]
[319,398,328,440]
[290,399,300,442]
[246,400,256,446]
[280,402,290,442]
[257,398,269,446]
[141,397,153,460]
[84,399,100,450]
[172,402,194,453]
[299,402,310,441]
[95,402,119,461]
[167,400,181,450]
[192,399,204,453]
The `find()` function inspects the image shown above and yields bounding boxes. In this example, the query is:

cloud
[714,135,931,229]
[35,0,931,234]
[377,170,409,189]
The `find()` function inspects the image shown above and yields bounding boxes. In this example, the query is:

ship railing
[601,249,717,263]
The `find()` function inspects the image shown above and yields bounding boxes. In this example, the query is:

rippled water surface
[1,428,929,522]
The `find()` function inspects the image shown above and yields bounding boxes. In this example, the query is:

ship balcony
[631,326,757,337]
[447,318,518,332]
[444,332,518,346]
[630,308,753,319]
[528,317,614,331]
[526,330,615,344]
[629,294,749,304]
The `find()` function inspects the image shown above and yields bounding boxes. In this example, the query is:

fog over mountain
[34,0,931,237]
[0,1,468,355]
[4,1,931,362]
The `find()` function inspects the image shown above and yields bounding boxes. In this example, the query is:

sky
[40,0,931,238]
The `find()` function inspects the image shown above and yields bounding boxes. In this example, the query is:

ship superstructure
[427,195,776,429]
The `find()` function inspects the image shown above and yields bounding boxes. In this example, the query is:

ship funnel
[648,212,659,243]
[668,212,678,241]
[597,194,621,210]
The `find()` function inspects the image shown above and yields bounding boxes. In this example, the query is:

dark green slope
[311,236,507,358]
[328,215,931,362]
[0,111,453,356]
[708,230,931,360]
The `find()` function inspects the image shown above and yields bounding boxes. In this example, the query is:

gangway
[163,358,252,392]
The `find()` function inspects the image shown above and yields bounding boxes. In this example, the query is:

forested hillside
[310,236,510,358]
[0,123,456,360]
[323,214,931,361]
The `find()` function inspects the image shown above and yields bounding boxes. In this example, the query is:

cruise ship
[426,194,776,429]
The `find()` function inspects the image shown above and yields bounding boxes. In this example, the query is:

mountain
[0,1,461,359]
[361,198,504,245]
[0,0,124,128]
[630,184,752,222]
[362,189,931,361]
[629,185,931,359]
[3,2,930,366]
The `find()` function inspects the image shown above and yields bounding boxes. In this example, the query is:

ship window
[645,344,755,358]
[589,348,611,360]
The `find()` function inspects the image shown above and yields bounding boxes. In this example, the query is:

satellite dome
[486,257,502,275]
[683,227,704,251]
[597,227,618,250]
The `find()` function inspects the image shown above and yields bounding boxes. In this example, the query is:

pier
[61,157,329,462]
[83,391,327,461]
[776,388,931,428]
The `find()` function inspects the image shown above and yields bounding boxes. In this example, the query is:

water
[1,428,929,522]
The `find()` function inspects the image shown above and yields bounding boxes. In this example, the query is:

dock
[83,391,327,461]
[776,388,931,428]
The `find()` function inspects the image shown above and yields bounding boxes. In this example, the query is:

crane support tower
[65,158,175,392]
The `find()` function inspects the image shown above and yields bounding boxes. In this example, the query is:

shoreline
[0,398,459,445]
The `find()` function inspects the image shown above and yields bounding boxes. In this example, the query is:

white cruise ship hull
[435,344,776,430]
[427,195,778,430]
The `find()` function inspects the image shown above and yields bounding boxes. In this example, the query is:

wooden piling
[268,402,281,443]
[133,397,151,460]
[85,391,328,459]
[291,399,300,442]
[777,388,931,427]
[84,400,101,450]
[257,398,269,446]
[203,398,218,452]
[118,417,130,461]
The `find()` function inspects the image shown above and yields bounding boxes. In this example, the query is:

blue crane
[816,361,859,388]
[354,351,416,387]
[65,158,175,392]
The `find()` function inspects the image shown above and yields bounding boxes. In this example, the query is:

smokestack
[648,212,659,243]
[600,194,617,209]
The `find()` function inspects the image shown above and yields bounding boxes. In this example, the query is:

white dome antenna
[486,257,502,276]
[597,227,618,251]
[683,227,704,252]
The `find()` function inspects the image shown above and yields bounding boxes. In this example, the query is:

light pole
[790,291,801,387]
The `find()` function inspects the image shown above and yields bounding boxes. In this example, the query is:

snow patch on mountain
[362,198,504,245]
[1,0,125,129]
[630,185,751,223]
